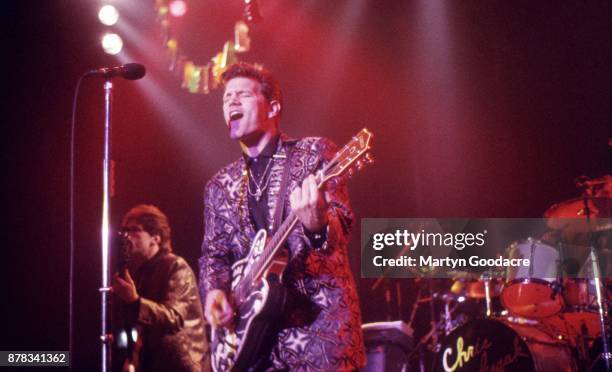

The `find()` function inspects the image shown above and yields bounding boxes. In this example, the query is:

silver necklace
[247,159,273,202]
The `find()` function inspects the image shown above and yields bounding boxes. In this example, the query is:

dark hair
[122,204,172,253]
[221,62,283,112]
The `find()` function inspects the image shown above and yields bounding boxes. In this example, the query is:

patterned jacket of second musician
[199,134,365,370]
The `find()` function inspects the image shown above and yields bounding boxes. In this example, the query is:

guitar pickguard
[211,277,269,371]
[211,230,271,372]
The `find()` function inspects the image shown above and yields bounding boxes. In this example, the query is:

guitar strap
[271,143,294,235]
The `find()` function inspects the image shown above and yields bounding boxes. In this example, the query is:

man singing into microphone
[112,204,209,371]
[198,62,365,371]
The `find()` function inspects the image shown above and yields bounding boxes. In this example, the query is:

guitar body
[211,229,289,372]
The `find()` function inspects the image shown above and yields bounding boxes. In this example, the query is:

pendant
[254,189,262,201]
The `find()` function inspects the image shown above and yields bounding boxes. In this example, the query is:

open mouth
[229,111,244,120]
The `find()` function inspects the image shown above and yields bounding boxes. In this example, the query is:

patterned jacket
[199,135,365,371]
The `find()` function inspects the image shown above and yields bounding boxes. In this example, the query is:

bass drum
[435,318,576,372]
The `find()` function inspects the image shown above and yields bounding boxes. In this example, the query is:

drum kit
[405,176,612,371]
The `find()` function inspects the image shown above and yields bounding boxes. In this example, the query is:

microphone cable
[68,72,88,371]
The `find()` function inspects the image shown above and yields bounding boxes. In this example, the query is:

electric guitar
[210,128,374,371]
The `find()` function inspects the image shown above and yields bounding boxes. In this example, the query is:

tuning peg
[355,160,364,170]
[364,153,374,164]
[347,168,355,178]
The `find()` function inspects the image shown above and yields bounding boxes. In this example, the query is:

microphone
[86,63,146,80]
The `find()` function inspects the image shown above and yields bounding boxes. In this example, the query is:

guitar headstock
[321,128,373,184]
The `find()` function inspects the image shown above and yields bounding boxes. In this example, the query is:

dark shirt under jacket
[244,136,327,246]
[244,136,280,232]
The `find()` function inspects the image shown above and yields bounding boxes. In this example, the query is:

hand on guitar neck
[289,173,329,233]
[205,289,235,327]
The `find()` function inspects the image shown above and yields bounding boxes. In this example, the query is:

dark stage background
[3,1,610,370]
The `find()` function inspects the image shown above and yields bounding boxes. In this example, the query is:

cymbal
[545,197,612,232]
[582,175,612,197]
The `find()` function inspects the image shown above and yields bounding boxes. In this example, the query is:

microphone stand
[99,79,114,372]
[582,194,610,371]
[79,64,144,370]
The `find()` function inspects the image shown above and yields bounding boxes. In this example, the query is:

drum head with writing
[436,319,534,371]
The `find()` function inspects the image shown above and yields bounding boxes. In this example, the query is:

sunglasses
[122,225,145,234]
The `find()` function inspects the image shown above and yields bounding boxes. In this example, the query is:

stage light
[98,5,119,26]
[169,0,187,17]
[101,33,123,55]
